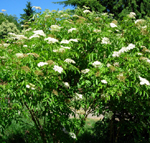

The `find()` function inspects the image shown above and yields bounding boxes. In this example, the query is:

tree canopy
[20,1,36,25]
[52,0,150,20]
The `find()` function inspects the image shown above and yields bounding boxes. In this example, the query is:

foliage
[52,0,150,20]
[0,13,21,32]
[0,6,150,143]
[0,20,20,39]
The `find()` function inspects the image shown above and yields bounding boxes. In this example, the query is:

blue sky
[0,0,75,20]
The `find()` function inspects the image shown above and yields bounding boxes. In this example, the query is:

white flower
[16,53,24,58]
[53,65,63,73]
[110,23,117,28]
[69,39,78,42]
[26,85,30,88]
[130,12,136,16]
[97,38,101,42]
[32,6,41,10]
[83,10,91,13]
[60,45,71,49]
[68,28,77,33]
[139,76,150,85]
[107,63,111,67]
[23,45,28,47]
[33,30,46,37]
[2,9,6,12]
[101,13,108,16]
[113,62,120,67]
[8,32,16,36]
[45,15,50,18]
[58,10,63,13]
[60,40,70,44]
[135,19,145,24]
[92,61,103,67]
[14,35,28,40]
[29,34,40,39]
[69,132,77,139]
[44,37,58,43]
[18,110,21,115]
[64,58,76,64]
[112,51,120,57]
[63,82,70,88]
[75,93,83,99]
[126,43,135,50]
[101,80,107,84]
[51,25,62,32]
[37,62,48,67]
[141,25,147,29]
[119,47,128,53]
[137,53,143,55]
[0,43,10,47]
[81,69,90,74]
[60,14,70,17]
[101,37,111,44]
[128,12,136,18]
[93,29,101,33]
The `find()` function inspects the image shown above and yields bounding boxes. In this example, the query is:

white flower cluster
[15,53,25,58]
[112,43,135,57]
[53,65,63,73]
[81,69,90,74]
[139,76,150,85]
[53,45,71,52]
[33,30,46,37]
[8,33,28,40]
[92,61,103,68]
[32,6,42,10]
[37,61,63,74]
[50,25,63,32]
[68,28,77,33]
[127,12,136,19]
[64,58,76,64]
[93,29,101,33]
[60,14,70,17]
[44,37,58,44]
[1,9,6,12]
[83,10,91,13]
[75,93,83,99]
[110,23,117,28]
[63,82,70,88]
[101,80,107,84]
[135,19,146,24]
[101,37,111,44]
[37,62,48,67]
[0,43,10,47]
[60,39,78,44]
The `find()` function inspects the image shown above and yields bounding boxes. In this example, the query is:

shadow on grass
[1,117,150,143]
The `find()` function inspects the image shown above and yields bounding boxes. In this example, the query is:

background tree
[20,1,36,27]
[0,20,20,39]
[52,0,150,20]
[0,13,21,32]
